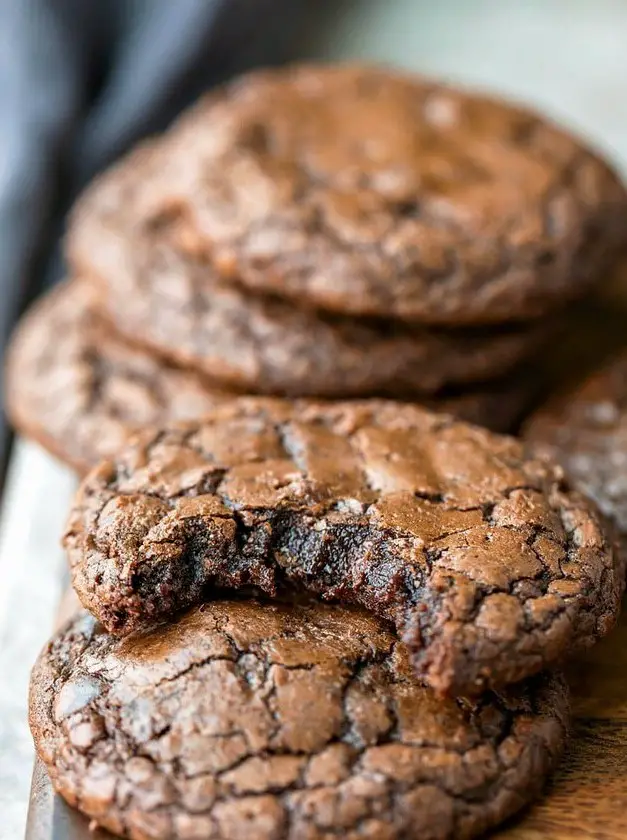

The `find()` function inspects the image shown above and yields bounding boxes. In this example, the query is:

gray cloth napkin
[0,0,316,462]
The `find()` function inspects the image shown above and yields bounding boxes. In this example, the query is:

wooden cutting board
[26,595,627,840]
[499,602,627,840]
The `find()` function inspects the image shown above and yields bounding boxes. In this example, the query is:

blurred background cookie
[525,352,627,536]
[6,280,541,474]
[68,64,626,325]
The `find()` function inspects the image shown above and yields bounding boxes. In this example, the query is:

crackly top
[64,399,623,697]
[525,351,627,535]
[67,141,550,397]
[30,599,569,840]
[68,62,627,325]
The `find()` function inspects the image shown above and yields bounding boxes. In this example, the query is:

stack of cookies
[9,64,627,839]
[30,400,624,839]
[7,64,627,474]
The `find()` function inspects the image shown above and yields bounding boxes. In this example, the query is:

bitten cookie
[5,281,538,473]
[68,64,627,325]
[524,351,627,534]
[64,400,623,697]
[30,599,569,840]
[66,145,552,397]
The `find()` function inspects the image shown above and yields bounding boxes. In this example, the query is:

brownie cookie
[30,599,569,840]
[64,400,623,697]
[524,351,627,535]
[5,282,231,474]
[6,282,538,475]
[68,63,627,325]
[67,148,552,398]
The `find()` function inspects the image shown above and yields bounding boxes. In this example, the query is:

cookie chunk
[30,599,569,840]
[524,351,627,534]
[68,64,627,325]
[6,282,538,473]
[67,146,552,397]
[64,401,622,696]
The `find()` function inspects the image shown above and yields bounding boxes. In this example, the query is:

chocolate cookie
[524,351,627,534]
[64,400,623,697]
[67,147,552,398]
[68,64,627,325]
[6,282,538,474]
[5,282,231,474]
[30,599,569,840]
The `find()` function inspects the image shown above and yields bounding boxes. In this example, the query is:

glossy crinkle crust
[63,399,623,697]
[68,63,627,325]
[30,600,570,840]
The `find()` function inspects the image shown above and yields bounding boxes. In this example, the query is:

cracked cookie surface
[67,143,552,397]
[5,281,538,474]
[30,599,569,840]
[70,63,627,325]
[524,351,627,535]
[64,400,623,697]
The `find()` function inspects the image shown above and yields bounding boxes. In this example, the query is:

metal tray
[26,762,111,840]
